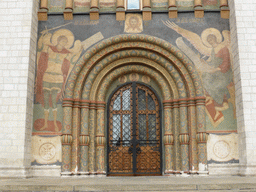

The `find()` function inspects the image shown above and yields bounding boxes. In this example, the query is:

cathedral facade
[0,0,255,177]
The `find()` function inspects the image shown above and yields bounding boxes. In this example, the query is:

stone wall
[0,0,256,177]
[0,0,39,177]
[229,0,256,175]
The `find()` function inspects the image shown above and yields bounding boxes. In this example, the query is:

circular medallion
[213,140,230,159]
[39,143,56,161]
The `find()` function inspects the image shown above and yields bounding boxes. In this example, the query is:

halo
[51,29,75,49]
[201,28,222,48]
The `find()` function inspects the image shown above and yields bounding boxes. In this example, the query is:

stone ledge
[31,165,61,177]
[239,165,256,176]
[208,164,239,176]
[2,182,256,191]
[0,167,31,178]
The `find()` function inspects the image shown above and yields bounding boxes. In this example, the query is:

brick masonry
[0,0,38,177]
[229,0,256,175]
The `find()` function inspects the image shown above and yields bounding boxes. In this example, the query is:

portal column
[71,100,81,173]
[79,100,90,175]
[88,102,97,174]
[163,100,174,174]
[173,99,180,173]
[179,99,189,172]
[61,99,73,175]
[96,102,106,174]
[195,97,207,174]
[188,98,198,173]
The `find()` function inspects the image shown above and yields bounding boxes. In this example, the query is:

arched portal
[61,34,207,176]
[107,82,162,176]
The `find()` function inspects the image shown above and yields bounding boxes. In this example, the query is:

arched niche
[61,34,207,176]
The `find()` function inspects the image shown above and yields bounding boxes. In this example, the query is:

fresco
[162,21,235,129]
[124,14,143,33]
[35,28,82,133]
[47,0,221,12]
[176,0,194,10]
[48,0,65,12]
[152,0,168,9]
[74,0,91,12]
[203,0,219,10]
[32,21,104,165]
[99,0,116,11]
[33,13,237,166]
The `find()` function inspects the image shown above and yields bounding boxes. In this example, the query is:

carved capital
[96,135,106,146]
[62,134,73,145]
[197,132,207,143]
[164,134,174,145]
[179,133,189,145]
[79,135,90,146]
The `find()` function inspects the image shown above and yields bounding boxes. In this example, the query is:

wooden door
[107,82,161,176]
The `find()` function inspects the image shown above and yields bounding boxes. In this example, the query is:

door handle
[136,147,141,154]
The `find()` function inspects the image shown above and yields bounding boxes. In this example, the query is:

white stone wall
[229,0,256,175]
[0,0,39,177]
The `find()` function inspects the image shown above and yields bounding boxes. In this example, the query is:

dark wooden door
[107,82,161,176]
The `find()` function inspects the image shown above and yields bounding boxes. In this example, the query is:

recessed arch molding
[61,34,207,175]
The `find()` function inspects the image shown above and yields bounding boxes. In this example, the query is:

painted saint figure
[35,29,82,132]
[124,14,143,33]
[163,21,235,126]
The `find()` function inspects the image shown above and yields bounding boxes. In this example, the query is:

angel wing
[176,37,215,73]
[67,40,83,65]
[221,30,230,48]
[162,20,212,56]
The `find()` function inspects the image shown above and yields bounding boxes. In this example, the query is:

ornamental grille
[107,83,161,175]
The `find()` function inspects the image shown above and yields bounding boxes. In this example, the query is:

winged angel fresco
[35,28,83,132]
[163,21,235,127]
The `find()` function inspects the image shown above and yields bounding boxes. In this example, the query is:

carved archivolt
[61,34,207,175]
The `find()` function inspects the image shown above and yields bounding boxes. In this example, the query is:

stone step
[1,176,256,191]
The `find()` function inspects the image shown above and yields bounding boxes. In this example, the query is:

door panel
[108,83,161,175]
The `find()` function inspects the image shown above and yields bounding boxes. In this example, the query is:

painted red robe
[35,46,70,107]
